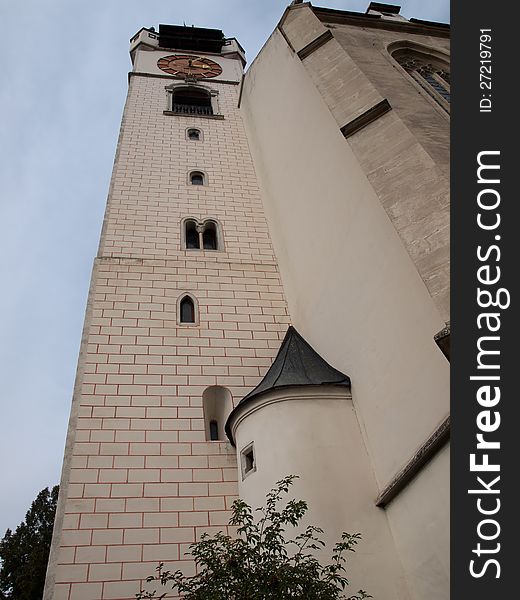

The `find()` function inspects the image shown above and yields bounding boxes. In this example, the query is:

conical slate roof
[225,326,351,444]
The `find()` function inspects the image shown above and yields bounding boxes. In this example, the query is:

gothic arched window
[185,220,200,249]
[179,295,196,324]
[391,44,450,112]
[202,222,217,250]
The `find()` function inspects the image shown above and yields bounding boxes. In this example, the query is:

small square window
[240,442,256,480]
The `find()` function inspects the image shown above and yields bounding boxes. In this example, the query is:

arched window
[187,128,201,141]
[202,221,217,250]
[172,88,213,116]
[183,218,222,251]
[179,295,196,324]
[185,220,200,249]
[190,171,205,186]
[390,43,450,111]
[202,386,233,442]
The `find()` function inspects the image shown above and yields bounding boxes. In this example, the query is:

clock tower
[44,24,291,599]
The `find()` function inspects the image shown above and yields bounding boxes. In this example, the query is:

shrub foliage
[137,476,370,600]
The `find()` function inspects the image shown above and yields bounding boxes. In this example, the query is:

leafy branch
[136,475,371,600]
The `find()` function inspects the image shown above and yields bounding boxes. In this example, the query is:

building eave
[312,6,450,38]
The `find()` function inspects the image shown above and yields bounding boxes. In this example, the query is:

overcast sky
[0,0,449,536]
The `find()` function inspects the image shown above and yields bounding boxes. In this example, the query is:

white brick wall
[49,62,290,600]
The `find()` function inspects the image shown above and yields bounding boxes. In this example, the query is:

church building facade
[45,3,450,599]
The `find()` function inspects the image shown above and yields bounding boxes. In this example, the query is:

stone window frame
[181,217,224,252]
[177,292,199,327]
[240,442,256,480]
[387,40,450,116]
[164,81,221,117]
[187,169,208,186]
[186,127,204,142]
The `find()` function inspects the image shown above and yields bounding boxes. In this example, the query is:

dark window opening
[185,221,200,249]
[180,296,195,324]
[244,448,255,474]
[187,128,201,140]
[190,171,204,185]
[209,420,219,441]
[241,443,256,479]
[202,223,217,250]
[184,219,221,251]
[173,89,213,116]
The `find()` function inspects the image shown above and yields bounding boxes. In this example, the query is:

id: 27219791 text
[480,29,492,113]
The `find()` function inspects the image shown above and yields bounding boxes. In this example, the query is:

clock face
[157,55,223,79]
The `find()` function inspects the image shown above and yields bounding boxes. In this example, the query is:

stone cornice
[128,71,240,86]
[297,29,333,60]
[376,415,451,508]
[340,99,392,138]
[313,7,450,39]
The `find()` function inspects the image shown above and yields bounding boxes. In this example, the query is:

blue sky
[0,0,449,536]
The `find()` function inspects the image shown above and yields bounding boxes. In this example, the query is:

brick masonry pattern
[51,72,290,600]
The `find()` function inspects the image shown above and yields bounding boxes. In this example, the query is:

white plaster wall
[386,445,450,600]
[241,29,449,487]
[232,387,410,600]
[240,29,449,600]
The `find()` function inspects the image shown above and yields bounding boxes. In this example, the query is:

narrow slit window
[190,171,204,186]
[180,296,195,324]
[209,420,219,441]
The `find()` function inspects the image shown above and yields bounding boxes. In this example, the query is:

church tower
[45,4,450,600]
[43,24,294,600]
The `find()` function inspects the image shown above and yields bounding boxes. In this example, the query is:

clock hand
[192,60,211,69]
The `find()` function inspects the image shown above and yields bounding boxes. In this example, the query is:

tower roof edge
[225,326,351,445]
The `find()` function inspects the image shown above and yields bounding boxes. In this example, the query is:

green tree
[0,485,59,600]
[137,476,370,600]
